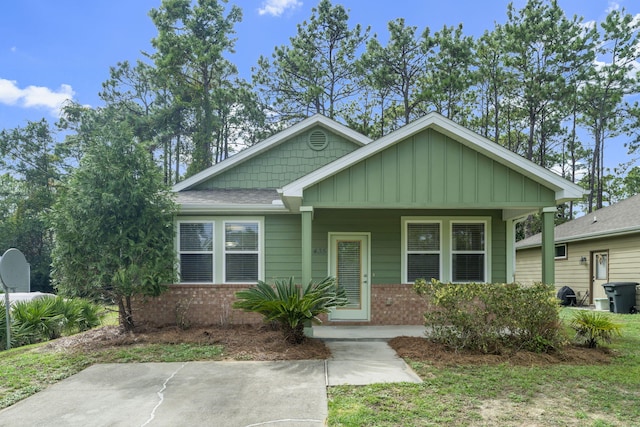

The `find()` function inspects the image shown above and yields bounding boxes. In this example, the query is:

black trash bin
[602,282,638,314]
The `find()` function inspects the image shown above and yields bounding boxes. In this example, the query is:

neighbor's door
[328,233,370,321]
[591,251,609,302]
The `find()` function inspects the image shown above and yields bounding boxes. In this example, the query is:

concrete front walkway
[0,326,424,427]
[315,325,425,386]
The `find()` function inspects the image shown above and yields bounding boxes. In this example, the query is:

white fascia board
[178,204,290,214]
[283,112,585,202]
[173,114,372,192]
[556,227,640,244]
[516,226,640,250]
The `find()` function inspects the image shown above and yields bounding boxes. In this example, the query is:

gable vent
[308,130,328,151]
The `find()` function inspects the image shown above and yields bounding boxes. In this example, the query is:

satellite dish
[0,248,30,293]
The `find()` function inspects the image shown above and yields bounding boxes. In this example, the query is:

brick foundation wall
[132,285,263,328]
[318,284,428,325]
[133,283,427,328]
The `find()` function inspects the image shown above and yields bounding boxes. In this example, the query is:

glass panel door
[592,251,609,301]
[337,240,362,308]
[329,233,370,321]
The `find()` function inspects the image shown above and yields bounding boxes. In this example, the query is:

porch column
[505,219,516,283]
[541,206,556,285]
[301,206,314,285]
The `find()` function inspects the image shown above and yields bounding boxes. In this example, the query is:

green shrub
[570,310,622,348]
[0,301,32,350]
[414,279,563,353]
[233,277,348,344]
[11,298,65,342]
[59,298,104,333]
[1,297,105,350]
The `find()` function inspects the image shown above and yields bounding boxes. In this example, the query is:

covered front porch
[292,207,558,325]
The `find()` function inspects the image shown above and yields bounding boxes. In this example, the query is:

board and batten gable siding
[515,233,640,306]
[192,126,361,190]
[303,128,556,208]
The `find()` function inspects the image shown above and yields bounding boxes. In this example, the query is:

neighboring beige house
[515,194,640,310]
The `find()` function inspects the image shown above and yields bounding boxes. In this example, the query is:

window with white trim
[402,217,490,283]
[554,244,567,260]
[224,221,259,282]
[451,222,485,282]
[178,221,214,283]
[178,218,263,284]
[405,222,441,283]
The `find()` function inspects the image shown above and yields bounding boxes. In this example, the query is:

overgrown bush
[414,279,563,353]
[0,297,104,350]
[570,310,622,348]
[233,277,348,344]
[0,301,33,350]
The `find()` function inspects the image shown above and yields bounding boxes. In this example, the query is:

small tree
[50,112,177,331]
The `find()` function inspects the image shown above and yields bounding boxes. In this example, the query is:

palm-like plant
[11,297,65,342]
[570,310,622,348]
[233,277,348,344]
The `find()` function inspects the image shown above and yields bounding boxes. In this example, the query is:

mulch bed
[41,325,615,365]
[389,336,615,366]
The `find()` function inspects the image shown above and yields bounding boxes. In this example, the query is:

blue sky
[1,0,639,169]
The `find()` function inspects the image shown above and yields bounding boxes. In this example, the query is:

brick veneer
[133,283,427,327]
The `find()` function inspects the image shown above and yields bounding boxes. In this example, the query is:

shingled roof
[516,194,640,249]
[176,189,286,214]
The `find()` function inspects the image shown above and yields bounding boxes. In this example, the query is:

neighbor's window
[179,221,214,283]
[451,222,485,282]
[595,253,608,280]
[224,221,259,282]
[405,222,441,282]
[555,244,567,260]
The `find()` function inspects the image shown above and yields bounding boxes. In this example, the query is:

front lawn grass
[328,308,640,426]
[2,308,639,426]
[0,339,224,410]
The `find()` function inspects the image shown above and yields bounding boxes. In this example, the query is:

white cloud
[0,78,74,117]
[258,0,302,17]
[606,1,620,13]
[0,79,23,105]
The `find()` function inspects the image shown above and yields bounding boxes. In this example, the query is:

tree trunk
[283,323,306,345]
[119,296,135,332]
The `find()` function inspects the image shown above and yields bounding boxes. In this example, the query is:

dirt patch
[42,324,331,361]
[389,336,616,366]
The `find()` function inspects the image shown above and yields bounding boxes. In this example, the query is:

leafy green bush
[0,301,33,350]
[1,297,105,350]
[58,298,105,333]
[233,277,348,344]
[570,310,622,348]
[11,298,64,342]
[414,279,563,353]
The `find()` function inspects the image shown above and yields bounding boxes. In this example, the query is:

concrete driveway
[0,361,327,427]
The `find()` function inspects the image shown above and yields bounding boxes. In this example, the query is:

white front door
[328,233,370,321]
[591,251,609,302]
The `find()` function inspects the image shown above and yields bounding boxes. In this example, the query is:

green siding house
[134,113,585,326]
